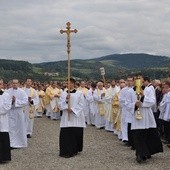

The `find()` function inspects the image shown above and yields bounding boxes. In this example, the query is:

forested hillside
[0,53,170,82]
[34,53,170,80]
[0,59,50,82]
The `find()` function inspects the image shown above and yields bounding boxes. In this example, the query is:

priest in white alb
[23,79,39,138]
[77,81,90,124]
[35,84,45,118]
[86,82,98,126]
[7,79,28,148]
[93,82,106,129]
[49,81,61,120]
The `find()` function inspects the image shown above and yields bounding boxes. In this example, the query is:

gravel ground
[1,116,170,170]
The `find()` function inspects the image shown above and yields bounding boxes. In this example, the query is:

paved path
[1,117,170,170]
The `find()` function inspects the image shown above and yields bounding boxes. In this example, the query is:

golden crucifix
[60,22,78,119]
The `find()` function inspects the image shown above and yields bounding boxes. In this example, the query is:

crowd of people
[0,74,170,164]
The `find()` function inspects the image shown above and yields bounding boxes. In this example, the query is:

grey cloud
[0,0,170,63]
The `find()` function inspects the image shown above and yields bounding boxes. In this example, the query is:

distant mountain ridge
[0,53,170,81]
[34,53,170,79]
[35,53,170,68]
[95,53,170,68]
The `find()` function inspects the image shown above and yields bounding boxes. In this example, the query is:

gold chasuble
[36,90,45,113]
[97,89,105,116]
[23,87,36,119]
[112,91,121,131]
[44,86,52,106]
[49,88,60,113]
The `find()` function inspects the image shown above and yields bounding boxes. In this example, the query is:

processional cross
[60,22,78,119]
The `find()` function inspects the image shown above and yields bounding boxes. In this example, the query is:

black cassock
[0,132,11,162]
[0,90,11,162]
[132,128,163,158]
[59,127,83,157]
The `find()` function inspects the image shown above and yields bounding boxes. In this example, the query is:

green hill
[0,59,50,82]
[34,53,170,80]
[0,53,170,82]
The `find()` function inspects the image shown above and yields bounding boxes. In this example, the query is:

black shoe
[27,134,32,138]
[136,155,143,163]
[0,160,10,164]
[10,147,17,150]
[122,140,131,147]
[167,144,170,148]
[162,140,169,144]
[142,155,151,160]
[131,146,135,150]
[126,143,131,147]
[59,154,72,158]
[73,152,78,156]
[122,140,128,143]
[146,155,151,159]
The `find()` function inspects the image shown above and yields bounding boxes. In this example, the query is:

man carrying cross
[58,22,86,158]
[58,78,86,158]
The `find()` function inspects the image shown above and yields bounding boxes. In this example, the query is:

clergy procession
[0,74,170,166]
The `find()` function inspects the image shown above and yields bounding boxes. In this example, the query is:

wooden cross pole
[118,67,122,80]
[60,22,78,119]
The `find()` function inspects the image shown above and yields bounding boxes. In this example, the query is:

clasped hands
[12,96,16,104]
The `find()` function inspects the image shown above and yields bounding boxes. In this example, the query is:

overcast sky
[0,0,170,63]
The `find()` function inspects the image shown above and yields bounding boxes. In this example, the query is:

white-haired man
[93,82,106,129]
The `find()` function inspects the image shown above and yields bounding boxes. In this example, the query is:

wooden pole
[102,75,106,87]
[60,22,78,120]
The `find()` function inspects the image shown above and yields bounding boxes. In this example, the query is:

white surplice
[131,84,157,130]
[77,87,90,125]
[124,87,137,123]
[159,91,170,121]
[0,91,12,132]
[58,90,86,128]
[7,88,28,148]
